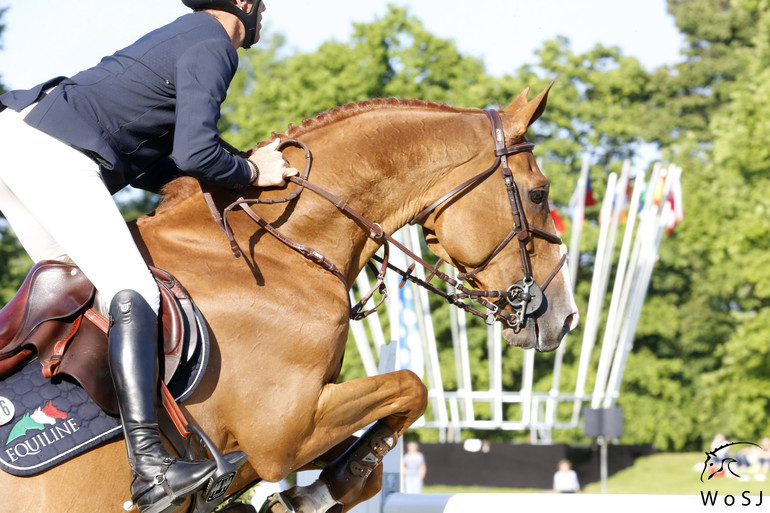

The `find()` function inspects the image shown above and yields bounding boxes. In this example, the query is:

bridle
[203,108,566,332]
[408,108,566,330]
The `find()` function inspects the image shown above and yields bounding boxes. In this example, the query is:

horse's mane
[152,98,472,216]
[279,97,469,139]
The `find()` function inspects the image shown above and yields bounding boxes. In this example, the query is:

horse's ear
[506,82,553,140]
[503,87,530,114]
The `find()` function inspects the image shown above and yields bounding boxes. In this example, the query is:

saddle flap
[151,266,194,384]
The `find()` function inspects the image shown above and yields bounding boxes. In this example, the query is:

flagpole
[591,169,645,407]
[568,154,590,289]
[571,171,618,424]
[604,199,673,408]
[448,267,474,424]
[547,154,590,432]
[603,165,676,407]
[590,161,631,407]
[404,225,448,437]
[601,165,660,408]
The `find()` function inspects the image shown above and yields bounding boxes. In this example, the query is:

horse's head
[418,86,578,351]
[41,401,67,420]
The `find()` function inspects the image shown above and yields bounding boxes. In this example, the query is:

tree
[611,0,770,449]
[675,0,770,445]
[220,5,498,148]
[3,0,766,453]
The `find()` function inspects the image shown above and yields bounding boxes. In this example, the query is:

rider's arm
[170,40,252,191]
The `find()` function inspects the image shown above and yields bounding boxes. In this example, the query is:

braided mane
[276,97,472,140]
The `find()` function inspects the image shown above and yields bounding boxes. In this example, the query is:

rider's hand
[248,138,299,187]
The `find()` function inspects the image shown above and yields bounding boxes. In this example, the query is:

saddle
[0,261,250,511]
[0,260,201,415]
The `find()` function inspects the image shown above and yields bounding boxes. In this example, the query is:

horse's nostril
[565,311,579,332]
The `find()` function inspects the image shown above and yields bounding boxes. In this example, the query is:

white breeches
[0,105,160,313]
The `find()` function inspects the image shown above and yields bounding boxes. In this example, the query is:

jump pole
[382,493,733,513]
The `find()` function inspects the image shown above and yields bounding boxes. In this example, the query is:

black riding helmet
[182,0,263,49]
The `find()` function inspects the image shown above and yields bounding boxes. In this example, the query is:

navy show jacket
[0,12,252,194]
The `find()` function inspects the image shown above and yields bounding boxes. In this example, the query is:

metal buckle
[485,303,499,325]
[370,222,385,240]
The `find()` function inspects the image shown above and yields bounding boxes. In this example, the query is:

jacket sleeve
[171,40,251,190]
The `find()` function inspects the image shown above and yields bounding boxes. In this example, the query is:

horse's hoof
[258,492,296,513]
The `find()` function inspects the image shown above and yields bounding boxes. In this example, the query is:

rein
[203,109,565,330]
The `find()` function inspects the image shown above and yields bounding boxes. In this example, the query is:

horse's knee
[396,369,428,416]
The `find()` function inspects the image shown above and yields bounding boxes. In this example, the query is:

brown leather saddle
[0,260,203,415]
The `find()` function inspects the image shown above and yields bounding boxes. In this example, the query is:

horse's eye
[529,188,548,204]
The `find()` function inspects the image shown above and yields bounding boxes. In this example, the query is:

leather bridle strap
[202,110,565,328]
[410,160,501,226]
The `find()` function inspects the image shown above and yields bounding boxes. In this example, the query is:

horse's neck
[284,107,488,283]
[143,106,488,287]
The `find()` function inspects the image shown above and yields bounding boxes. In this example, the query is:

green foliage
[634,0,770,450]
[220,5,500,149]
[2,0,768,454]
[0,225,32,304]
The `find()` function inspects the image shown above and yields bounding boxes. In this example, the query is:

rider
[0,1,297,512]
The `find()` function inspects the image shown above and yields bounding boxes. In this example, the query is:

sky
[0,0,685,90]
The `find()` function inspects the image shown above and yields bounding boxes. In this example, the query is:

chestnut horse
[0,86,577,512]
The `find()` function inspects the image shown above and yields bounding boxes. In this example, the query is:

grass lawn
[424,452,770,495]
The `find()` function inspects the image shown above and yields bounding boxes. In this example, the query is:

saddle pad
[0,306,209,477]
[0,361,119,476]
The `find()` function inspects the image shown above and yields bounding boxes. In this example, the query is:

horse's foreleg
[261,369,426,513]
[277,369,427,472]
[292,436,384,512]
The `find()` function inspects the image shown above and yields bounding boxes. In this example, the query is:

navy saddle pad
[0,322,208,477]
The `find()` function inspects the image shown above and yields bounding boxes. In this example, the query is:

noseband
[409,109,566,330]
[204,109,566,332]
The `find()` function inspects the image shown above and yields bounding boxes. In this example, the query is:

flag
[614,173,631,224]
[585,175,597,206]
[665,169,684,236]
[653,168,666,206]
[550,200,566,235]
[568,169,595,221]
[397,285,424,378]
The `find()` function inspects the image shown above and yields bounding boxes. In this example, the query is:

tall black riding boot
[108,289,217,513]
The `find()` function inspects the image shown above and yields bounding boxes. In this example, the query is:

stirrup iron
[188,425,248,513]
